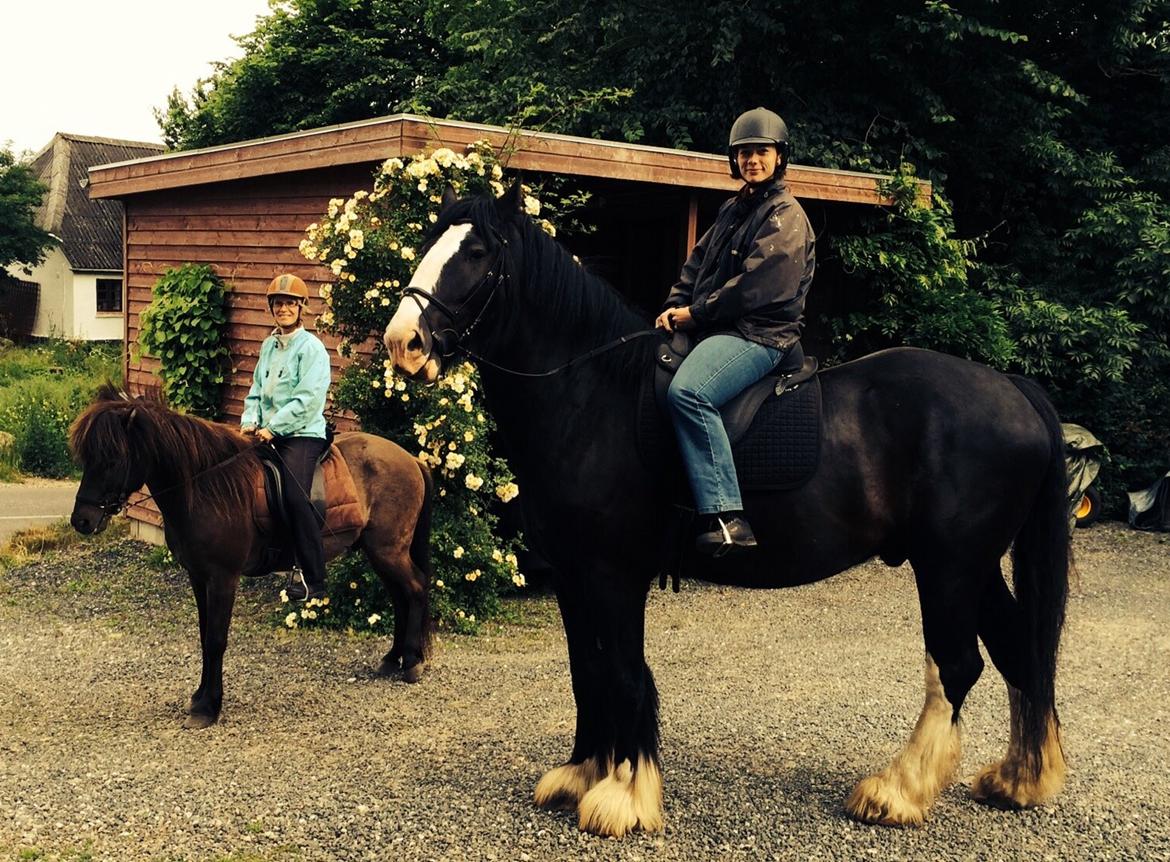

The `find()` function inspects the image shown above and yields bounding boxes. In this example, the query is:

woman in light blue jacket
[241,274,332,601]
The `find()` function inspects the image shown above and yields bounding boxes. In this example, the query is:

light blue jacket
[241,327,331,438]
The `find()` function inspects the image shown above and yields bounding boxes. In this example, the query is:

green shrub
[137,264,230,418]
[0,341,121,480]
[0,379,91,478]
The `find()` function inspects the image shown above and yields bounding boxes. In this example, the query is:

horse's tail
[1008,374,1070,777]
[411,460,436,659]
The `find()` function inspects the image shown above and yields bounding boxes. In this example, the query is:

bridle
[399,224,510,363]
[74,458,137,523]
[397,223,658,380]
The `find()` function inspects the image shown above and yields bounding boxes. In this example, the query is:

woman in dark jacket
[655,108,816,556]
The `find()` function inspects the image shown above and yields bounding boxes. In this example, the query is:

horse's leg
[535,574,605,810]
[971,569,1067,807]
[846,558,985,826]
[376,583,408,676]
[364,547,430,683]
[573,576,663,837]
[185,568,240,729]
[187,570,209,710]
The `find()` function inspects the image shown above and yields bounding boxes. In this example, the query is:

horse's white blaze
[577,756,664,837]
[409,223,474,300]
[972,684,1066,808]
[534,757,604,810]
[846,655,961,826]
[384,223,473,378]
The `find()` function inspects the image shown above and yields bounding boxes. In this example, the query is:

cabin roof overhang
[88,114,929,207]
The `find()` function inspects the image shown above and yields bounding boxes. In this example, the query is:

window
[96,278,122,313]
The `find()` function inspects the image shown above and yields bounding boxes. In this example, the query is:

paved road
[0,480,80,544]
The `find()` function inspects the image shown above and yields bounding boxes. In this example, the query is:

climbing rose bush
[298,142,548,632]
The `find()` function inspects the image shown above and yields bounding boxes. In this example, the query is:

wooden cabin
[88,114,928,540]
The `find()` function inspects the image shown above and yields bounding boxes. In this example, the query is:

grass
[0,339,122,482]
[0,518,128,576]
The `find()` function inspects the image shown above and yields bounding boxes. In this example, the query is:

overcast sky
[1,0,273,158]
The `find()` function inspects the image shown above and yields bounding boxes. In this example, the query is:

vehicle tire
[1075,486,1103,528]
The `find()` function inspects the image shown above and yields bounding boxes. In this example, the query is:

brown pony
[69,384,433,728]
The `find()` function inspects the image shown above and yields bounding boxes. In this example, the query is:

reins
[457,329,661,378]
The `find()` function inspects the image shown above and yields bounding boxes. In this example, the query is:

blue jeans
[666,334,783,514]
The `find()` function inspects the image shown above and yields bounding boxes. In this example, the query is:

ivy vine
[137,264,231,418]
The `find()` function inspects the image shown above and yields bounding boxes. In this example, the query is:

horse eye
[467,245,488,260]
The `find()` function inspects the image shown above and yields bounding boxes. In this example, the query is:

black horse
[384,183,1069,836]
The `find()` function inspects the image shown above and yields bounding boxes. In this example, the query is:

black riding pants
[273,435,328,589]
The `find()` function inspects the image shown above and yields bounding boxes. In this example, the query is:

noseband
[400,226,509,362]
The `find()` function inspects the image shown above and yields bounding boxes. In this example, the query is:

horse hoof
[971,758,1065,809]
[576,757,663,837]
[535,759,602,810]
[845,776,926,827]
[182,712,218,730]
[375,659,402,678]
[402,661,424,684]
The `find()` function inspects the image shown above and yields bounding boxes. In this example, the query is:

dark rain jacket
[663,178,815,350]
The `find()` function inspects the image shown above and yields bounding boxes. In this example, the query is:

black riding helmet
[728,107,791,179]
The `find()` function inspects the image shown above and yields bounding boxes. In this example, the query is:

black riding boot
[695,512,758,557]
[273,435,329,600]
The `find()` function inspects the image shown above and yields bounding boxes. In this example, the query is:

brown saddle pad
[253,445,368,536]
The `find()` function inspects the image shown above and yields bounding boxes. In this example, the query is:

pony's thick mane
[435,194,656,378]
[71,384,260,519]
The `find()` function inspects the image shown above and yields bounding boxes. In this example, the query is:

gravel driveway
[1,523,1168,861]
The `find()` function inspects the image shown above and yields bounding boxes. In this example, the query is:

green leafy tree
[0,146,57,272]
[157,0,448,150]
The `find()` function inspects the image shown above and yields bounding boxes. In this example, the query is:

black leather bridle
[399,225,510,363]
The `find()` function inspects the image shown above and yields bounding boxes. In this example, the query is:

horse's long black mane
[435,194,657,379]
[71,384,260,518]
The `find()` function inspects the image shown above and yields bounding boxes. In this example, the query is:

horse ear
[496,180,525,219]
[441,184,459,212]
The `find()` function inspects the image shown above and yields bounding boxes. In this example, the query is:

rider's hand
[241,425,257,436]
[256,427,275,443]
[656,307,695,333]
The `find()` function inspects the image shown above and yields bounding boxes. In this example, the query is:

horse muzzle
[71,503,110,535]
[385,307,441,383]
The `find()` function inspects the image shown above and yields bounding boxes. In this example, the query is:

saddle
[642,332,822,492]
[250,441,368,574]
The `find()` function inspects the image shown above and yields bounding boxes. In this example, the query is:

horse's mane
[71,383,260,519]
[435,194,656,379]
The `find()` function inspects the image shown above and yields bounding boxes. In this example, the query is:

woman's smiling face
[735,144,778,183]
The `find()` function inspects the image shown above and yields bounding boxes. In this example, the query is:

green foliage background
[0,341,122,479]
[137,264,231,419]
[159,0,1170,506]
[0,146,57,271]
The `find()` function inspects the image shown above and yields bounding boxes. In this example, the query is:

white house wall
[71,272,124,340]
[8,246,70,338]
[4,249,122,341]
